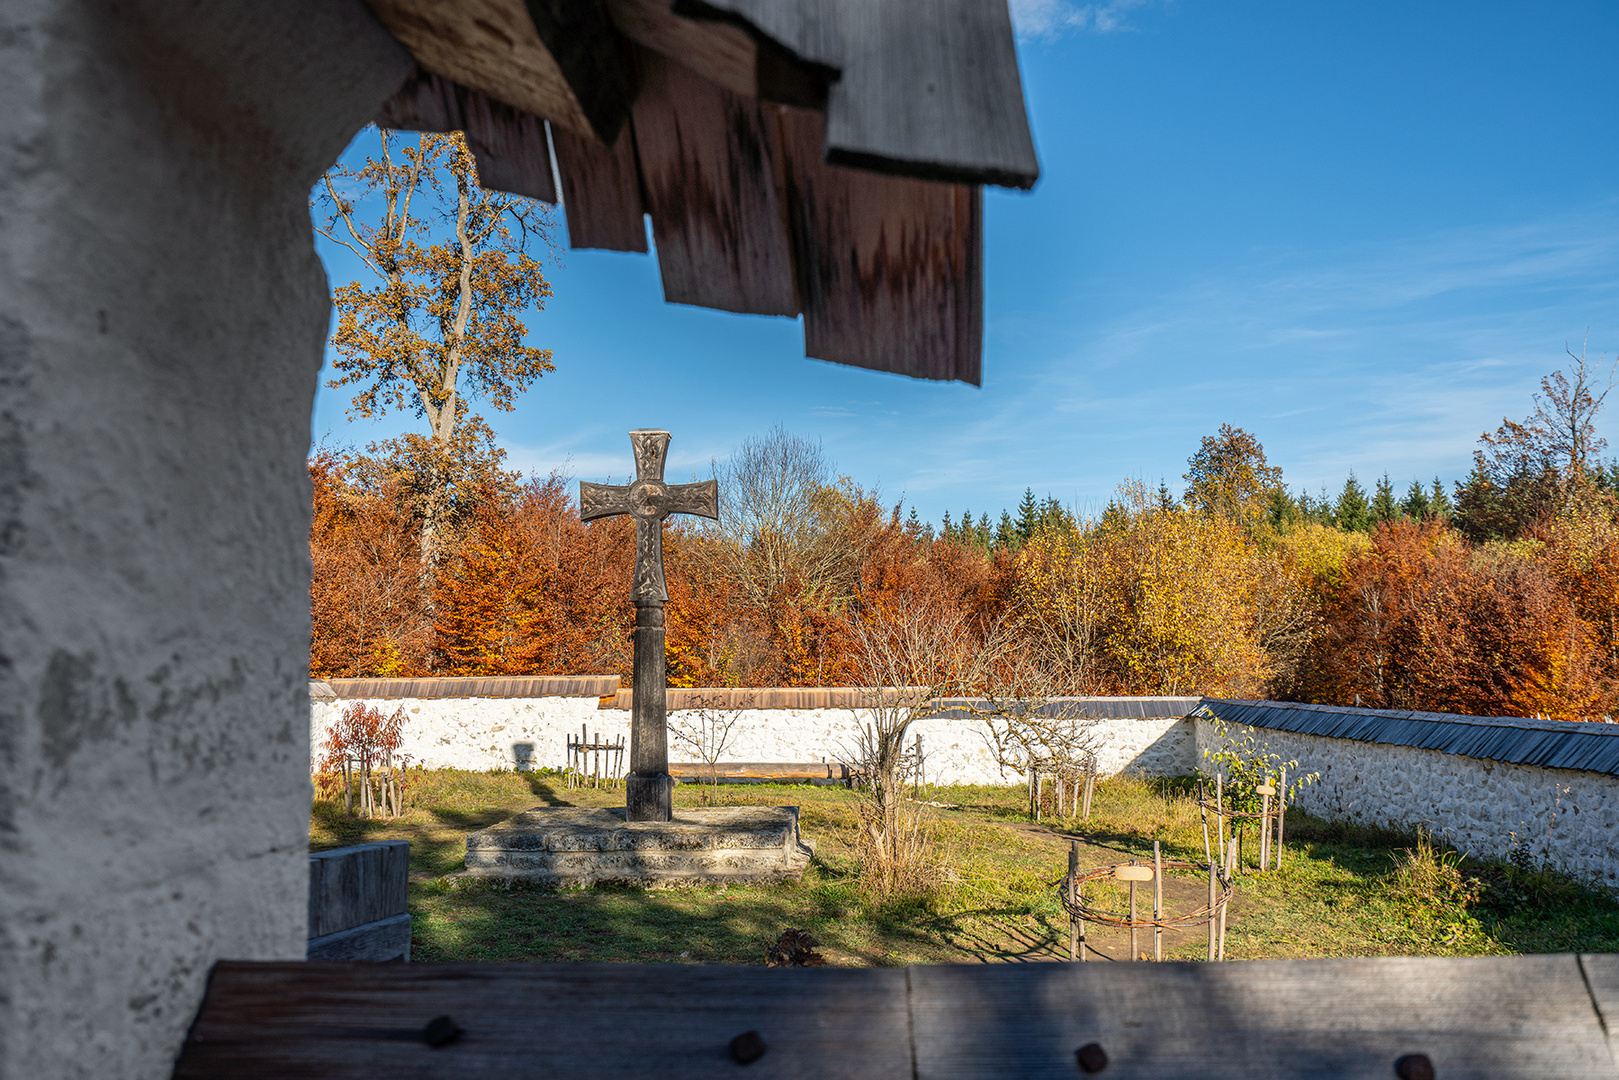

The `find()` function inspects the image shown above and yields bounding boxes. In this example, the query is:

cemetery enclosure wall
[1194,702,1619,889]
[309,688,1197,785]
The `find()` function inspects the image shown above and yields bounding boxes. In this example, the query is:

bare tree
[973,652,1102,785]
[702,427,860,614]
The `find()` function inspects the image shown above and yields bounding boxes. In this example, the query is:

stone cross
[580,429,718,821]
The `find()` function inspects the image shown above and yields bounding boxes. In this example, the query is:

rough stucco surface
[0,4,410,1076]
[311,697,1194,786]
[1196,722,1619,887]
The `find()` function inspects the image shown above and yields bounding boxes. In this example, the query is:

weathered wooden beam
[775,105,982,384]
[631,51,800,316]
[307,913,413,963]
[175,962,911,1079]
[910,956,1615,1079]
[308,841,409,940]
[175,956,1619,1078]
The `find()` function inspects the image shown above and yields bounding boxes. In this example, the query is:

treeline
[311,361,1619,720]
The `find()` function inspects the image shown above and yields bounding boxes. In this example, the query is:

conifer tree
[1336,473,1372,532]
[940,510,954,541]
[1429,476,1453,519]
[1401,479,1431,520]
[1371,473,1400,525]
[977,512,992,548]
[995,510,1016,550]
[1267,487,1299,531]
[1016,488,1040,542]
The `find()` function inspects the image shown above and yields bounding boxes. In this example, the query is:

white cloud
[1010,0,1158,40]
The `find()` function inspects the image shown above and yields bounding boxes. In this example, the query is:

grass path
[310,770,1619,965]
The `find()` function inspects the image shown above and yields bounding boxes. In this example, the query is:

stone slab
[461,806,812,885]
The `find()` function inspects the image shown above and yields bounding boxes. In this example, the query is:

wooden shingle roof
[363,0,1039,385]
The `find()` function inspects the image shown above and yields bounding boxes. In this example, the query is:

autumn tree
[314,129,557,572]
[1183,424,1285,528]
[1455,343,1616,542]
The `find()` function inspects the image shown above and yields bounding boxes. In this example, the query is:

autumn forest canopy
[311,129,1619,722]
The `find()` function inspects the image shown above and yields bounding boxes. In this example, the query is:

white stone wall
[312,697,1196,786]
[1195,721,1619,887]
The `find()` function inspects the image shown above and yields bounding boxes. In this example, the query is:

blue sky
[312,0,1619,525]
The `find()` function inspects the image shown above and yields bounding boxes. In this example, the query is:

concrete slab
[461,806,813,886]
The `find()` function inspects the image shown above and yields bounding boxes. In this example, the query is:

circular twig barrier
[1200,771,1290,873]
[1058,841,1236,963]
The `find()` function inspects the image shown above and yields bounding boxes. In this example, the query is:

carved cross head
[580,429,719,603]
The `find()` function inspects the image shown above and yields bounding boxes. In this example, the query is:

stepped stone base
[462,806,813,886]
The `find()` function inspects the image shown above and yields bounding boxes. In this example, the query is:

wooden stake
[1277,767,1288,871]
[1057,772,1066,817]
[1028,766,1037,819]
[1206,856,1217,961]
[1260,786,1272,870]
[1068,841,1080,962]
[1198,780,1212,866]
[1217,838,1234,961]
[1153,841,1163,962]
[1083,771,1095,821]
[1129,858,1139,961]
[1215,774,1226,859]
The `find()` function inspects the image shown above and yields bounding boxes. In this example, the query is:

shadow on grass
[523,774,575,807]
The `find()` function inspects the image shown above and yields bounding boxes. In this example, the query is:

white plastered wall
[0,4,410,1076]
[311,697,1196,787]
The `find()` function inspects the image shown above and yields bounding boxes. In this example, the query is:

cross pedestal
[581,430,717,822]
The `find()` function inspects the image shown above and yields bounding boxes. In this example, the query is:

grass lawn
[310,770,1619,966]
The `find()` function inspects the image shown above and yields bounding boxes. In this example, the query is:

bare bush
[669,694,743,806]
[845,605,1001,895]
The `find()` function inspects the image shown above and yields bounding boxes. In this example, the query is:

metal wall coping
[1199,698,1619,778]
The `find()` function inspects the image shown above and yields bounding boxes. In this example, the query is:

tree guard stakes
[1062,840,1236,962]
[581,430,719,822]
[1201,769,1289,873]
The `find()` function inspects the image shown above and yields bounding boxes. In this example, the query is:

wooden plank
[550,122,649,252]
[823,0,1038,189]
[373,70,556,203]
[174,962,912,1079]
[308,842,408,938]
[362,0,600,137]
[630,49,799,316]
[307,913,413,963]
[911,956,1616,1079]
[1579,954,1619,1068]
[774,105,982,384]
[606,0,757,98]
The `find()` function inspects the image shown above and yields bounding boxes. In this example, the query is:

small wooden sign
[1115,866,1155,882]
[1255,784,1276,797]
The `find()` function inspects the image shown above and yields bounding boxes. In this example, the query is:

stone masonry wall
[1195,721,1619,888]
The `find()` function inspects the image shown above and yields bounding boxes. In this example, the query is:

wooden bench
[670,761,854,783]
[307,841,410,962]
